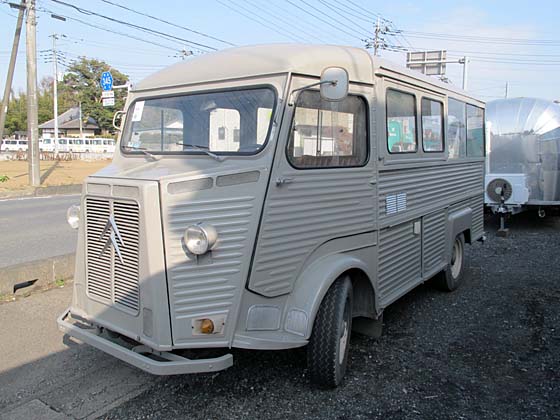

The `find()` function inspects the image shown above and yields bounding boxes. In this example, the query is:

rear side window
[467,105,485,157]
[386,89,417,153]
[447,98,466,158]
[421,98,444,152]
[287,90,368,169]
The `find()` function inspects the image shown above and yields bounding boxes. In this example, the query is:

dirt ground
[0,160,110,192]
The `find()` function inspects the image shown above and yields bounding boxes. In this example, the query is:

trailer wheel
[436,233,466,292]
[307,276,353,388]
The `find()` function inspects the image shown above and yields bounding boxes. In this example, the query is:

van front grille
[85,197,140,314]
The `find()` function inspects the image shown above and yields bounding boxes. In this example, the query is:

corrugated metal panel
[378,221,421,306]
[422,210,446,274]
[165,196,253,314]
[448,193,485,240]
[163,192,259,344]
[379,162,484,222]
[471,194,484,238]
[250,168,376,297]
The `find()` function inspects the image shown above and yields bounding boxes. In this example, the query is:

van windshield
[122,87,276,155]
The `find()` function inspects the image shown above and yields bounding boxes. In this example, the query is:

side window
[447,98,466,158]
[467,104,485,157]
[421,98,444,152]
[287,90,367,169]
[386,89,417,153]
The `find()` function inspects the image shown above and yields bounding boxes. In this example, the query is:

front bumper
[57,308,233,375]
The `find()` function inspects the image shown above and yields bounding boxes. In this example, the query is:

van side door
[248,79,375,298]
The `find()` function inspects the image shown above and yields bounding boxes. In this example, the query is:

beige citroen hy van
[59,44,485,387]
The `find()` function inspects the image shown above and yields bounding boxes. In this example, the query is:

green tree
[4,77,60,135]
[38,76,54,124]
[59,57,129,133]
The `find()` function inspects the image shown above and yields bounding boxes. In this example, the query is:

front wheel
[307,276,353,388]
[435,233,466,292]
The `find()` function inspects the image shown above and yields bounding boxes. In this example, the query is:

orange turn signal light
[200,318,214,334]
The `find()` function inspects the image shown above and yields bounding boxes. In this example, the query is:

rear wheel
[435,233,466,292]
[307,276,353,388]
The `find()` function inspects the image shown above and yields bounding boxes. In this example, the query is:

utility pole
[0,2,26,141]
[459,56,469,91]
[505,82,509,99]
[373,16,381,56]
[50,33,60,153]
[26,0,40,186]
[79,101,83,138]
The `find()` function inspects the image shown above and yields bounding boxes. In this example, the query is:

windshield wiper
[175,142,225,162]
[123,145,161,161]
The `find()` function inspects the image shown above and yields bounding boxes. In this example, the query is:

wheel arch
[283,253,377,340]
[446,207,473,261]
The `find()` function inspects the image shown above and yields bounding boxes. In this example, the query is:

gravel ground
[106,210,560,420]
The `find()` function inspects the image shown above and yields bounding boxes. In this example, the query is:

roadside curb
[0,253,75,295]
[0,184,81,200]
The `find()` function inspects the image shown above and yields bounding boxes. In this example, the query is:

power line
[296,0,370,39]
[316,0,372,24]
[315,0,373,34]
[214,0,305,43]
[36,5,183,53]
[241,0,327,43]
[399,30,560,46]
[264,1,349,44]
[98,0,235,47]
[339,0,383,20]
[49,0,218,51]
[447,49,560,58]
[283,0,364,41]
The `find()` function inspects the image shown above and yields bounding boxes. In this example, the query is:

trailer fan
[487,178,513,203]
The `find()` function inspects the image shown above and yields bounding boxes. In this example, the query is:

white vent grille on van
[386,192,407,215]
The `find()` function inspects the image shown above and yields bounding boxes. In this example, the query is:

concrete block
[0,253,75,295]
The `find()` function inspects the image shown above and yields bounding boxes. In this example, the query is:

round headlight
[184,223,218,255]
[67,204,81,229]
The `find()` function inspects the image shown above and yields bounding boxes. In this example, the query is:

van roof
[133,44,482,104]
[134,44,373,91]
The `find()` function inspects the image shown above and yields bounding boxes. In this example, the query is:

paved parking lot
[1,210,558,419]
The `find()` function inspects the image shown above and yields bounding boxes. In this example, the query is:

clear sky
[0,0,559,101]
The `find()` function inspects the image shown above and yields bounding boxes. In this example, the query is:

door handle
[275,177,294,186]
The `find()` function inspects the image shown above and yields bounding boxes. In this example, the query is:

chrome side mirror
[113,111,126,131]
[320,67,349,101]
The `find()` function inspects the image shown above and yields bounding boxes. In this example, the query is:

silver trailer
[58,44,485,387]
[485,98,560,216]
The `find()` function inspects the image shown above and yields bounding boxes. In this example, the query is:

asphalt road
[0,194,80,267]
[0,211,558,420]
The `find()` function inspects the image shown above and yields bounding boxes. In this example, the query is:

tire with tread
[435,233,466,292]
[307,276,353,388]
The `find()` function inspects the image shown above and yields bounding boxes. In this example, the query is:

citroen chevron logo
[100,215,125,265]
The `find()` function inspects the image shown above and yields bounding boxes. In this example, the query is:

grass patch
[55,278,65,287]
[0,160,109,192]
[0,175,9,183]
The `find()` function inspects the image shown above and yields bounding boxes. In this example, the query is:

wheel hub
[451,239,463,279]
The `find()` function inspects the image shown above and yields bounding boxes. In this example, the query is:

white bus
[41,138,116,153]
[1,139,28,152]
